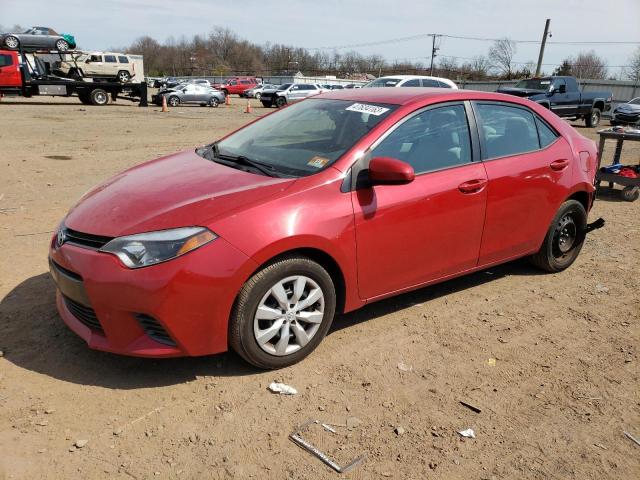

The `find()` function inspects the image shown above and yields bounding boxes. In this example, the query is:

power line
[309,33,640,50]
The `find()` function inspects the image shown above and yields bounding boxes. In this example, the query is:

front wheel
[55,39,70,51]
[167,95,180,107]
[208,97,219,107]
[275,96,287,108]
[255,92,261,100]
[529,200,587,272]
[586,108,601,128]
[229,256,336,369]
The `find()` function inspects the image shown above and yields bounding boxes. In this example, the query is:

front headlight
[100,227,217,269]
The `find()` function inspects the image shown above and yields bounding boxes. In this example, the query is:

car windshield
[514,79,551,90]
[277,84,291,91]
[365,78,402,88]
[629,98,640,105]
[210,98,397,177]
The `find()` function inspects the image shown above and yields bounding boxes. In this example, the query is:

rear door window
[402,79,421,87]
[104,55,117,63]
[421,79,441,87]
[474,103,540,159]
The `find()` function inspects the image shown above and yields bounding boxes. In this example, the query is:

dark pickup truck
[497,76,612,127]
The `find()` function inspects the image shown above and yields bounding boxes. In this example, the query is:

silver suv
[260,83,324,108]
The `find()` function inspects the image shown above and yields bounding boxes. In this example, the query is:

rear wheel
[529,200,587,272]
[229,256,336,369]
[89,88,109,106]
[586,108,601,128]
[167,95,180,107]
[275,96,287,108]
[255,92,261,100]
[208,97,219,107]
[4,36,19,49]
[55,39,70,52]
[117,70,130,83]
[621,185,639,202]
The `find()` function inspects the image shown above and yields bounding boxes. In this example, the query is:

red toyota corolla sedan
[49,88,598,368]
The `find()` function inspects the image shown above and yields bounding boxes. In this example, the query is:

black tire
[89,88,109,106]
[208,97,219,107]
[586,108,601,128]
[261,101,272,108]
[117,70,130,83]
[275,96,287,108]
[229,256,336,369]
[55,39,70,52]
[529,200,587,273]
[621,186,639,202]
[167,96,180,107]
[4,35,19,49]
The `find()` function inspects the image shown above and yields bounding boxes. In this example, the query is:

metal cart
[596,127,640,202]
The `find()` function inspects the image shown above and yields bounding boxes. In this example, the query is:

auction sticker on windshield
[345,103,390,116]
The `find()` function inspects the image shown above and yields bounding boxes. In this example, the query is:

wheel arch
[244,247,348,315]
[592,99,605,111]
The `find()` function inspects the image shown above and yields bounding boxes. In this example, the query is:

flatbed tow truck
[0,45,147,106]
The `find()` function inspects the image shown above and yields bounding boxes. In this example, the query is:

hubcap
[95,92,106,104]
[253,275,324,356]
[56,41,67,51]
[554,215,577,256]
[6,37,18,48]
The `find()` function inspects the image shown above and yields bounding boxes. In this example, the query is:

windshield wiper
[197,143,279,177]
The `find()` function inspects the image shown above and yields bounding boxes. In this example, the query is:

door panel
[353,163,488,299]
[0,53,21,87]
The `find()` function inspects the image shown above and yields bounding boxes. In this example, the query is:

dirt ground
[0,95,638,480]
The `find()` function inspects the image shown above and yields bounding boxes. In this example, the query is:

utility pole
[429,34,440,76]
[535,19,551,77]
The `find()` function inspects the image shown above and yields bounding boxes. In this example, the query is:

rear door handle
[550,159,570,171]
[458,179,487,194]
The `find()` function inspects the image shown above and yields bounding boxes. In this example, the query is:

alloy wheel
[253,275,325,356]
[5,36,18,49]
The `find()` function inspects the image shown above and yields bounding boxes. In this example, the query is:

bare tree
[488,38,517,79]
[625,47,640,82]
[566,51,607,79]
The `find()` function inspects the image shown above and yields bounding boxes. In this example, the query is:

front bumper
[48,234,256,357]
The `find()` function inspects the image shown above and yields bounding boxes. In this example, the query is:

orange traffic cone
[225,94,231,106]
[245,99,252,113]
[161,95,168,113]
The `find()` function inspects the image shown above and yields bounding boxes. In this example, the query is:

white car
[260,83,324,108]
[364,75,458,89]
[57,51,141,83]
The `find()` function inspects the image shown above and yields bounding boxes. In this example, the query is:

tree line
[2,23,639,81]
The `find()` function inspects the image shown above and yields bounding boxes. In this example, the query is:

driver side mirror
[368,157,415,185]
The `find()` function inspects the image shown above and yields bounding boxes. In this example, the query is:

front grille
[63,295,103,333]
[65,228,113,250]
[135,314,176,346]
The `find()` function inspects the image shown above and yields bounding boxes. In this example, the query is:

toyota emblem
[56,228,67,248]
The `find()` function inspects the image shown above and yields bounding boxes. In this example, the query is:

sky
[1,0,639,76]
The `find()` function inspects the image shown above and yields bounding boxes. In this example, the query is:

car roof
[376,75,444,80]
[314,87,535,106]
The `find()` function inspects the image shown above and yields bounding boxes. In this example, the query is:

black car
[611,97,640,126]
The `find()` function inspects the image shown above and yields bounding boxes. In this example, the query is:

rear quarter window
[118,56,129,63]
[535,116,559,148]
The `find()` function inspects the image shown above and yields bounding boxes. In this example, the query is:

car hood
[496,87,546,98]
[615,104,640,113]
[64,150,295,237]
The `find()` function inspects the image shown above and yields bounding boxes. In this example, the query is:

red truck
[0,48,145,105]
[214,76,259,96]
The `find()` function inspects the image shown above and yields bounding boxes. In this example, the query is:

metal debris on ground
[289,419,366,473]
[457,428,476,439]
[321,423,336,433]
[459,401,482,414]
[623,431,640,447]
[268,382,298,395]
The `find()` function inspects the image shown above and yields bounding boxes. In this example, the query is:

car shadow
[1,259,542,389]
[1,101,138,107]
[595,186,624,202]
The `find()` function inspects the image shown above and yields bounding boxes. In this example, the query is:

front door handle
[458,179,487,194]
[550,159,570,171]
